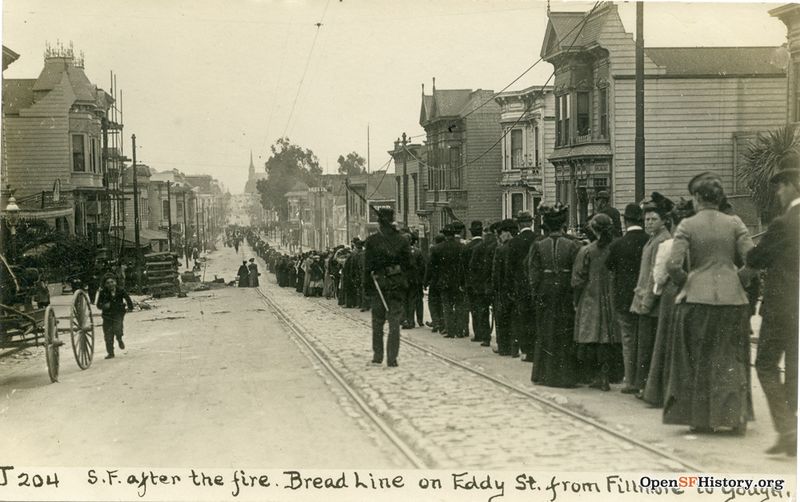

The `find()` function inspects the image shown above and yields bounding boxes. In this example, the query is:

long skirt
[643,281,679,407]
[663,303,753,430]
[532,293,578,388]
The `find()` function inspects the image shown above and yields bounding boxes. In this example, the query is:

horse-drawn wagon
[0,254,95,382]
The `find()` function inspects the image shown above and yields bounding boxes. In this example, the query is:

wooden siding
[541,116,557,203]
[464,100,503,223]
[597,7,661,78]
[4,73,74,197]
[612,77,787,204]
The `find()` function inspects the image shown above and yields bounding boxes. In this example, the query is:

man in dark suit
[431,225,466,338]
[402,232,426,329]
[492,219,519,355]
[606,203,649,393]
[593,190,622,238]
[425,233,446,332]
[462,221,485,342]
[364,208,411,367]
[506,211,538,360]
[469,222,498,346]
[748,154,800,456]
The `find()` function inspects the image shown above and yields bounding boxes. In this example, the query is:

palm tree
[738,124,799,223]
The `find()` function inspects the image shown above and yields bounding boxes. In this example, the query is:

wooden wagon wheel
[43,306,60,383]
[70,290,95,370]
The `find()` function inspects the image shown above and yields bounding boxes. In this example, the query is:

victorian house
[419,81,502,237]
[494,85,556,222]
[2,44,115,242]
[389,139,424,233]
[542,2,788,229]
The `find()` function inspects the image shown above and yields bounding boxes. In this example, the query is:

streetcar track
[254,287,428,469]
[286,288,705,472]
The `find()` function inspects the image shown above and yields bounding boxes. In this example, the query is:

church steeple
[248,150,255,178]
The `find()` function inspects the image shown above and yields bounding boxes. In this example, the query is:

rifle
[370,271,389,311]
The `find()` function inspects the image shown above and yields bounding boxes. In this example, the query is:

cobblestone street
[250,244,795,475]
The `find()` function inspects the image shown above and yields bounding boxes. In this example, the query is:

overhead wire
[456,1,602,121]
[282,0,333,138]
[406,1,602,176]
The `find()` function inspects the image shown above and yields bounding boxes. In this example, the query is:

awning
[2,206,73,221]
[548,143,613,162]
[111,227,169,247]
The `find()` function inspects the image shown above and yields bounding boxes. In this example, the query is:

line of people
[236,157,798,455]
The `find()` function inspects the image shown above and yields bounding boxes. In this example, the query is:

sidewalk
[251,241,794,474]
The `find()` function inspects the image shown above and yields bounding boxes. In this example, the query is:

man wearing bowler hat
[593,190,622,238]
[364,207,411,367]
[606,203,649,392]
[505,210,539,359]
[747,152,800,456]
[462,221,486,342]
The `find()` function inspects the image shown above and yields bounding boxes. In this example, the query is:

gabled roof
[431,89,472,118]
[419,94,433,125]
[540,3,615,60]
[2,79,35,114]
[644,47,787,77]
[3,46,20,71]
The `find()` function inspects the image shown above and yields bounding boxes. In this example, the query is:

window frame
[576,91,590,137]
[510,129,523,169]
[71,134,87,172]
[599,88,608,138]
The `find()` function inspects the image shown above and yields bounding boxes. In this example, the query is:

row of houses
[1,43,228,257]
[266,2,798,249]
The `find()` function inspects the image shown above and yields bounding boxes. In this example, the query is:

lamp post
[4,194,20,262]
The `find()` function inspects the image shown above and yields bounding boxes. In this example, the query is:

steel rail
[255,287,428,469]
[309,295,706,473]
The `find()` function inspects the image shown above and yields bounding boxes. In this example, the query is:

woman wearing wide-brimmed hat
[663,173,754,434]
[572,213,618,391]
[528,202,580,388]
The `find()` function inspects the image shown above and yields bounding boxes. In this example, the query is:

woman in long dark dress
[572,214,618,391]
[528,203,581,388]
[643,198,694,407]
[663,173,754,433]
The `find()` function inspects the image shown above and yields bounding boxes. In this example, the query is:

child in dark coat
[96,274,133,359]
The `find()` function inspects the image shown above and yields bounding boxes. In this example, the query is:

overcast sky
[2,0,789,193]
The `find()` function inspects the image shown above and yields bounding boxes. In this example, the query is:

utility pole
[195,196,200,251]
[401,132,409,228]
[131,134,141,252]
[634,1,646,203]
[345,178,350,244]
[367,124,371,174]
[201,199,206,251]
[166,180,173,252]
[182,190,189,268]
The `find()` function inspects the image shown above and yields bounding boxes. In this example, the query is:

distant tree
[256,137,323,221]
[337,151,367,176]
[738,125,799,223]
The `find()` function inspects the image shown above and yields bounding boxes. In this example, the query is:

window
[449,147,461,189]
[72,135,86,172]
[162,199,170,220]
[511,193,524,217]
[534,125,540,166]
[411,173,418,211]
[510,129,523,169]
[577,91,590,136]
[395,177,402,214]
[556,95,570,146]
[90,138,97,173]
[599,88,608,138]
[177,200,184,219]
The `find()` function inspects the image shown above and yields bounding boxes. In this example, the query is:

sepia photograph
[0,0,797,500]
